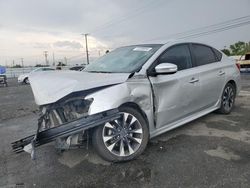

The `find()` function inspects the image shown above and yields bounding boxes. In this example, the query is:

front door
[148,44,201,128]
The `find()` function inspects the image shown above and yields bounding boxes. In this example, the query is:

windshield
[84,44,162,73]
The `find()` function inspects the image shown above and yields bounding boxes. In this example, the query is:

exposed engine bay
[36,97,94,151]
[40,97,93,131]
[11,93,120,159]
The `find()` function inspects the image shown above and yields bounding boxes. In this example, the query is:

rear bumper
[11,109,120,157]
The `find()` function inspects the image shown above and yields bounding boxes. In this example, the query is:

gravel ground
[0,79,37,121]
[0,76,250,188]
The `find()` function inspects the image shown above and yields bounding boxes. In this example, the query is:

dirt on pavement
[0,76,249,188]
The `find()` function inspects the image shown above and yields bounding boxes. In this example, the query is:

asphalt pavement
[0,76,250,188]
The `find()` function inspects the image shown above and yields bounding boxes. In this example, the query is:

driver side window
[159,44,192,71]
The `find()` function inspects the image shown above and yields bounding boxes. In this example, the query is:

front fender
[86,79,155,132]
[87,83,131,114]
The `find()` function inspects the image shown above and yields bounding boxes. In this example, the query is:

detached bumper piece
[11,109,120,157]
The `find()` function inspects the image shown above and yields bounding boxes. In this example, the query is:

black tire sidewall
[92,106,149,162]
[24,78,29,84]
[219,83,236,114]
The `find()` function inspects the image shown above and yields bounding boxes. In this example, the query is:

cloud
[32,42,51,49]
[53,41,83,49]
[0,0,250,66]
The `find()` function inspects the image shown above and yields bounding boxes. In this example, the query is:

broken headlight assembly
[40,97,94,131]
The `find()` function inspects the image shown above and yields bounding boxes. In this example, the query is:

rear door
[190,43,225,110]
[149,44,201,128]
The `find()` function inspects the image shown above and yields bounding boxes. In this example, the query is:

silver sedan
[14,41,241,162]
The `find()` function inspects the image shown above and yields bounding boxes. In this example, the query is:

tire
[92,106,149,162]
[217,83,236,114]
[24,77,29,84]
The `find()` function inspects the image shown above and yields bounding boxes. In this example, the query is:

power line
[90,0,166,34]
[141,15,250,43]
[178,20,250,40]
[91,14,250,48]
[170,15,250,40]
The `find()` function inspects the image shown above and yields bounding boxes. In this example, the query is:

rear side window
[158,44,192,71]
[212,48,222,61]
[192,44,218,66]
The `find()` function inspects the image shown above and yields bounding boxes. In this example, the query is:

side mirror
[154,63,177,74]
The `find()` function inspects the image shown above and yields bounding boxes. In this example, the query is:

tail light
[236,63,241,71]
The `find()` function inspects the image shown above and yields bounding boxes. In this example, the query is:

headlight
[65,98,93,115]
[41,98,94,129]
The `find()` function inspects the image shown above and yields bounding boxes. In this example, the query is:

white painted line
[239,90,250,96]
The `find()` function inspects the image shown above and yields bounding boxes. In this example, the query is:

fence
[5,67,36,78]
[5,66,75,78]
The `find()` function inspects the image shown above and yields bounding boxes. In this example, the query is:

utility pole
[21,58,24,74]
[64,57,67,66]
[82,34,89,64]
[21,58,24,67]
[44,51,48,66]
[52,52,55,66]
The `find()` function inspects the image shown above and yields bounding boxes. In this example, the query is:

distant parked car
[0,66,7,87]
[18,67,55,84]
[69,66,85,71]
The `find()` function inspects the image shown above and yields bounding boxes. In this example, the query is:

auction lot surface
[0,76,250,188]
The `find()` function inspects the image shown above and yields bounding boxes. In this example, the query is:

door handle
[218,71,225,76]
[189,77,199,83]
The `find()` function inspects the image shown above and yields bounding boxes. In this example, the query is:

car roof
[120,44,164,48]
[123,40,217,50]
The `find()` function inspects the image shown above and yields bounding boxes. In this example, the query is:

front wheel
[92,106,149,162]
[217,83,236,114]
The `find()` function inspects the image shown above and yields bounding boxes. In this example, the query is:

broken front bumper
[11,109,120,158]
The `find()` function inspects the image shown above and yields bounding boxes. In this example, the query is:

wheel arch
[227,80,237,92]
[86,82,155,133]
[24,77,28,82]
[119,102,150,128]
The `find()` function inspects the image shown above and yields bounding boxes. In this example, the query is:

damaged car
[12,41,241,162]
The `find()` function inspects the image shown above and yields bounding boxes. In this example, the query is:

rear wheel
[92,106,149,162]
[217,83,236,114]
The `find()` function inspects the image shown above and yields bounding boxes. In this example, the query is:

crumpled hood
[29,71,130,105]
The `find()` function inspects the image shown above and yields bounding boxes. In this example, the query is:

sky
[0,0,250,66]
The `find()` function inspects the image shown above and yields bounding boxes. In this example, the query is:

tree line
[221,41,250,56]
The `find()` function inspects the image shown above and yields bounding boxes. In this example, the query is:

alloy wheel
[102,113,143,157]
[222,86,234,112]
